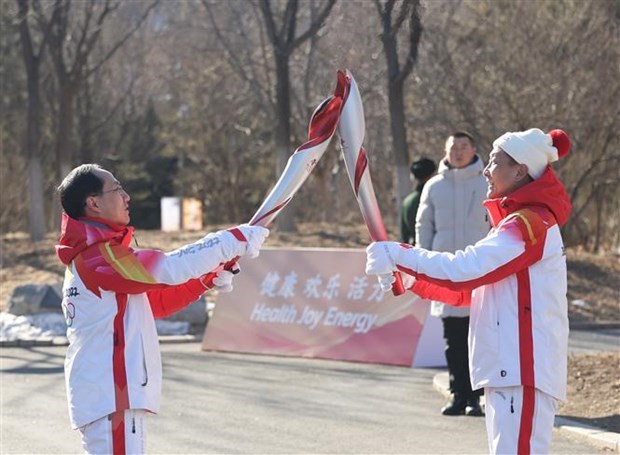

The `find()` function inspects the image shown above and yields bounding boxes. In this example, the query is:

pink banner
[202,248,430,366]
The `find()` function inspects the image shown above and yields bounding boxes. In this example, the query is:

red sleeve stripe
[112,294,130,414]
[397,233,545,293]
[517,268,535,387]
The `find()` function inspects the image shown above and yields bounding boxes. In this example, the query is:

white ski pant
[485,386,558,455]
[78,409,148,455]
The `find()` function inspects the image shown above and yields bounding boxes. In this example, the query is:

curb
[433,372,619,453]
[0,336,69,348]
[569,320,620,330]
[159,334,202,344]
[555,416,620,453]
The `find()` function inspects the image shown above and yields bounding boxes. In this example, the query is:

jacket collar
[483,166,572,228]
[437,154,485,181]
[56,213,134,265]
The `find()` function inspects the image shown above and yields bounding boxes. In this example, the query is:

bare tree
[203,0,337,231]
[43,0,158,181]
[16,0,54,241]
[374,0,422,212]
[411,0,620,251]
[5,0,618,250]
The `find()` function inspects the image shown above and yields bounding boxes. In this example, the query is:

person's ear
[515,164,529,181]
[84,195,100,213]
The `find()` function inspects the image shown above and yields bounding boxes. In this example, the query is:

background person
[366,128,571,454]
[56,163,269,454]
[400,157,436,244]
[415,131,489,416]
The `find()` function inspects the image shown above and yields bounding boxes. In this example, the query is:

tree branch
[399,0,422,81]
[290,0,336,50]
[70,0,95,78]
[201,0,271,111]
[392,0,410,33]
[86,0,159,78]
[283,0,298,46]
[259,0,281,50]
[16,0,37,75]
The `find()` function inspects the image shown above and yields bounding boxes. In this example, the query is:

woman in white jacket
[415,131,490,416]
[366,129,572,455]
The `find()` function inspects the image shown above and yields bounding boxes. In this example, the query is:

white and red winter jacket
[56,214,243,428]
[400,166,571,401]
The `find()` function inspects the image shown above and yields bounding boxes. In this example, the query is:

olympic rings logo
[64,302,76,327]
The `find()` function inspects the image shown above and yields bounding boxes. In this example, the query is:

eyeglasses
[88,186,126,199]
[83,185,127,208]
[100,185,126,195]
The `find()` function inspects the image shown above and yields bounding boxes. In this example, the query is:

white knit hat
[493,128,571,180]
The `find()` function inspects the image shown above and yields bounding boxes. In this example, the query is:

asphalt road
[568,327,620,354]
[1,342,601,454]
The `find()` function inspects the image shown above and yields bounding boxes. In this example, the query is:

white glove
[378,273,396,293]
[376,272,416,293]
[365,241,402,276]
[401,272,416,289]
[212,269,235,293]
[229,224,270,258]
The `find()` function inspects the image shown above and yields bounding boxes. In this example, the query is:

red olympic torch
[201,79,345,288]
[336,69,405,296]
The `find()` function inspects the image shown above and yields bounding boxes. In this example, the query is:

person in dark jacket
[416,132,489,417]
[400,158,436,244]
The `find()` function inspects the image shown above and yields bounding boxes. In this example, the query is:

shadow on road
[0,346,64,375]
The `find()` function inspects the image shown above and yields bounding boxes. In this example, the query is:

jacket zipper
[141,335,148,386]
[467,188,479,218]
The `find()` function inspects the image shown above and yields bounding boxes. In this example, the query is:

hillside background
[1,0,619,252]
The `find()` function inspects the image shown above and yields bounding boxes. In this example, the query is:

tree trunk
[78,81,94,163]
[28,157,46,241]
[50,82,78,231]
[274,54,296,232]
[377,0,422,224]
[387,80,411,217]
[18,0,47,241]
[26,79,45,241]
[55,82,78,181]
[594,185,604,253]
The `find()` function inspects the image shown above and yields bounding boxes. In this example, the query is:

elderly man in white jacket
[415,131,490,416]
[56,164,269,454]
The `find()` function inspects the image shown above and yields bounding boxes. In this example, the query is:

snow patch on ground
[0,312,65,341]
[0,311,190,342]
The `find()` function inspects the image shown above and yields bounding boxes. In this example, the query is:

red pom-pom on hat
[549,129,571,158]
